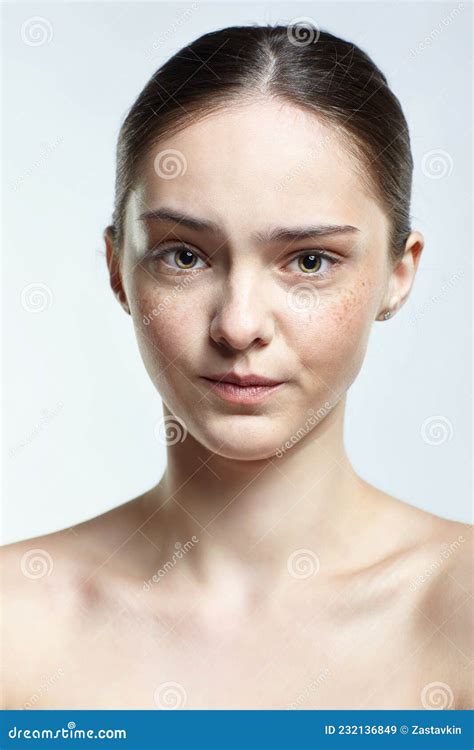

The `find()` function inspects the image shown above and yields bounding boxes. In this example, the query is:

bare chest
[17,594,442,710]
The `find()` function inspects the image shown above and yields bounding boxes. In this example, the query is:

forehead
[128,99,384,237]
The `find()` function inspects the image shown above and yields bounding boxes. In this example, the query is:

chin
[195,415,287,461]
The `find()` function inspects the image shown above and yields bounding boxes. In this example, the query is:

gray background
[2,1,472,543]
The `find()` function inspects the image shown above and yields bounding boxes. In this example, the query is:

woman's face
[112,100,399,460]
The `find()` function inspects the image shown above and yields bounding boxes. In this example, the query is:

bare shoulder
[0,495,148,605]
[376,489,472,604]
[374,490,473,708]
[0,497,145,708]
[367,485,471,563]
[415,514,473,709]
[1,493,148,584]
[1,520,105,596]
[0,525,88,708]
[395,497,471,592]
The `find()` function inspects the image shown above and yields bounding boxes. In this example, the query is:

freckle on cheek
[330,290,362,326]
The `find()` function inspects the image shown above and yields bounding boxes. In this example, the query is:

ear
[377,230,424,320]
[104,226,130,315]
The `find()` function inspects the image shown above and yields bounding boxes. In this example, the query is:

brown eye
[175,248,197,269]
[298,254,322,273]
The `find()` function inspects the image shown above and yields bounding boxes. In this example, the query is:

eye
[174,247,199,270]
[148,244,207,272]
[289,252,337,278]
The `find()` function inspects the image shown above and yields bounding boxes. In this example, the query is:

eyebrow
[138,207,360,243]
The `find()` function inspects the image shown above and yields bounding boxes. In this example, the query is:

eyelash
[147,243,339,279]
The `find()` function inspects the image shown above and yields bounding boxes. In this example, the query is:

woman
[2,23,471,710]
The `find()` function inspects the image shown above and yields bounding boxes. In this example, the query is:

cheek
[291,279,377,386]
[129,278,202,377]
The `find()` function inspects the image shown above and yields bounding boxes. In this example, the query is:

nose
[209,271,274,351]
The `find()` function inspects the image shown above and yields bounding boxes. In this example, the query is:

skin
[1,99,472,710]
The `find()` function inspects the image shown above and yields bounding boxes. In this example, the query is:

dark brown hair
[109,23,413,263]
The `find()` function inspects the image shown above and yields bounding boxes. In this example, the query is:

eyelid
[149,240,199,255]
[287,247,340,263]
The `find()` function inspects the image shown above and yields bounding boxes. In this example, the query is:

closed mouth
[200,377,286,404]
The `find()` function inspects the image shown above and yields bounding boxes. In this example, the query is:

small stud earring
[383,310,391,320]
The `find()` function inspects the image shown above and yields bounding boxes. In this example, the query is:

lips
[200,372,287,405]
[202,372,285,387]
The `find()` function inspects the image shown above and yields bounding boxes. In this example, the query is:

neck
[138,396,378,601]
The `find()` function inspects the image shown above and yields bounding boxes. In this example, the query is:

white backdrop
[2,1,472,543]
